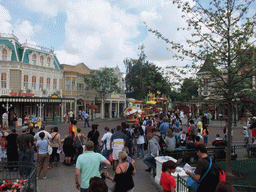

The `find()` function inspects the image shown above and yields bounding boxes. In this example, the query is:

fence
[176,174,190,192]
[0,162,36,192]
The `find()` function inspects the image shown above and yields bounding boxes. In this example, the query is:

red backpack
[219,170,226,183]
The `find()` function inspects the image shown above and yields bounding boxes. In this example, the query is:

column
[117,101,120,118]
[109,101,112,118]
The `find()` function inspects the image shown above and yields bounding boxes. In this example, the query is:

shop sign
[10,92,35,97]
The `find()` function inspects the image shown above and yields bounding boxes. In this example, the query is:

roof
[0,33,62,69]
[61,63,91,75]
[197,58,217,74]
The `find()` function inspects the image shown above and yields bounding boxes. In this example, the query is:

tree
[148,0,256,174]
[124,45,172,100]
[180,78,198,101]
[85,67,119,119]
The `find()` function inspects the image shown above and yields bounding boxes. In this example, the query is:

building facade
[0,33,74,125]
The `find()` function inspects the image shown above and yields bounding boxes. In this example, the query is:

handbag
[187,157,212,191]
[47,139,53,155]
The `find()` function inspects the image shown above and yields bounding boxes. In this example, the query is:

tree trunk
[226,99,233,174]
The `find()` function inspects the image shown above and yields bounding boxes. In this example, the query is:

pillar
[117,101,120,118]
[101,99,104,119]
[109,101,112,118]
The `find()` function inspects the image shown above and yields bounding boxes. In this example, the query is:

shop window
[1,73,7,88]
[53,78,57,91]
[24,75,28,89]
[32,76,36,90]
[2,49,7,61]
[46,78,50,90]
[39,77,44,90]
[40,56,44,66]
[32,54,36,65]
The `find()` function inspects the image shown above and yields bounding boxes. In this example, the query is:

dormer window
[32,54,36,65]
[47,57,51,67]
[2,49,7,61]
[40,56,44,66]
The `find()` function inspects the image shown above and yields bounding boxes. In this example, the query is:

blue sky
[1,0,256,73]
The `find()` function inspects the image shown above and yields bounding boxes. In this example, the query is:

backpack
[156,135,166,151]
[219,170,226,183]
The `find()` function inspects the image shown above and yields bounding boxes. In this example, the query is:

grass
[216,158,256,186]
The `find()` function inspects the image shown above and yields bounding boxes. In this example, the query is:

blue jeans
[80,188,88,192]
[19,150,32,177]
[143,153,155,169]
[74,145,83,163]
[102,149,111,160]
[137,144,145,158]
[84,120,90,127]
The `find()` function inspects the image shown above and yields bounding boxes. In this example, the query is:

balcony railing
[0,88,10,96]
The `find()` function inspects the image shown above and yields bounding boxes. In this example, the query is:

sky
[0,0,256,73]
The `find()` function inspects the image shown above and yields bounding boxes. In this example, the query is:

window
[2,49,7,61]
[77,83,84,92]
[1,73,7,88]
[203,79,208,89]
[32,54,36,65]
[32,76,36,90]
[24,75,28,89]
[66,78,71,90]
[72,79,76,90]
[39,77,44,90]
[53,78,57,91]
[47,57,50,67]
[46,78,50,90]
[40,56,44,66]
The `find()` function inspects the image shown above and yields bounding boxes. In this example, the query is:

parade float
[124,92,168,121]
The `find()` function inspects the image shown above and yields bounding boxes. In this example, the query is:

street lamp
[36,103,44,121]
[2,101,13,111]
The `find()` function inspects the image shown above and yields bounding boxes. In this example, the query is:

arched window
[1,73,7,88]
[40,56,44,66]
[32,54,36,65]
[47,57,50,67]
[2,49,7,61]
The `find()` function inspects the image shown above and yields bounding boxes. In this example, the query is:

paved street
[23,118,247,192]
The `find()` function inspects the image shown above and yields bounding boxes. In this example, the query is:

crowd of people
[0,109,252,192]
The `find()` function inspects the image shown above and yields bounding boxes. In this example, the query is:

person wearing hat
[16,126,34,177]
[87,124,100,152]
[241,126,249,146]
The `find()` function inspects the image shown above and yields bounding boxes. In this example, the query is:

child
[196,129,203,140]
[241,126,249,145]
[160,160,177,192]
[0,132,8,162]
[180,131,186,146]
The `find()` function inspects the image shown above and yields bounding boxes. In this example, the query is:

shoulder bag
[47,139,53,155]
[187,157,212,191]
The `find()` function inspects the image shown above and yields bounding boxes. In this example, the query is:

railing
[233,185,256,192]
[0,32,19,41]
[0,162,36,192]
[177,174,190,192]
[0,88,10,96]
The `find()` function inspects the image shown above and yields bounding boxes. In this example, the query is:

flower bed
[0,179,27,192]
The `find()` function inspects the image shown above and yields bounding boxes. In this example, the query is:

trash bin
[54,116,61,125]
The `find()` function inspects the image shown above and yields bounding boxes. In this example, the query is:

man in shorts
[110,125,126,170]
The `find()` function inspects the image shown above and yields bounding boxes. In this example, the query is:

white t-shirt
[137,126,145,144]
[101,132,112,150]
[2,113,8,120]
[34,130,52,141]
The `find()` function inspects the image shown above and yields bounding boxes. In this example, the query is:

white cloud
[14,20,35,44]
[0,5,12,33]
[55,50,82,65]
[23,0,60,17]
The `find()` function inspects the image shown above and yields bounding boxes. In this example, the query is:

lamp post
[36,103,44,121]
[2,101,13,111]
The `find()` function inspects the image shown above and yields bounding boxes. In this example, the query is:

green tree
[85,67,119,119]
[148,0,256,174]
[180,78,198,101]
[124,46,171,100]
